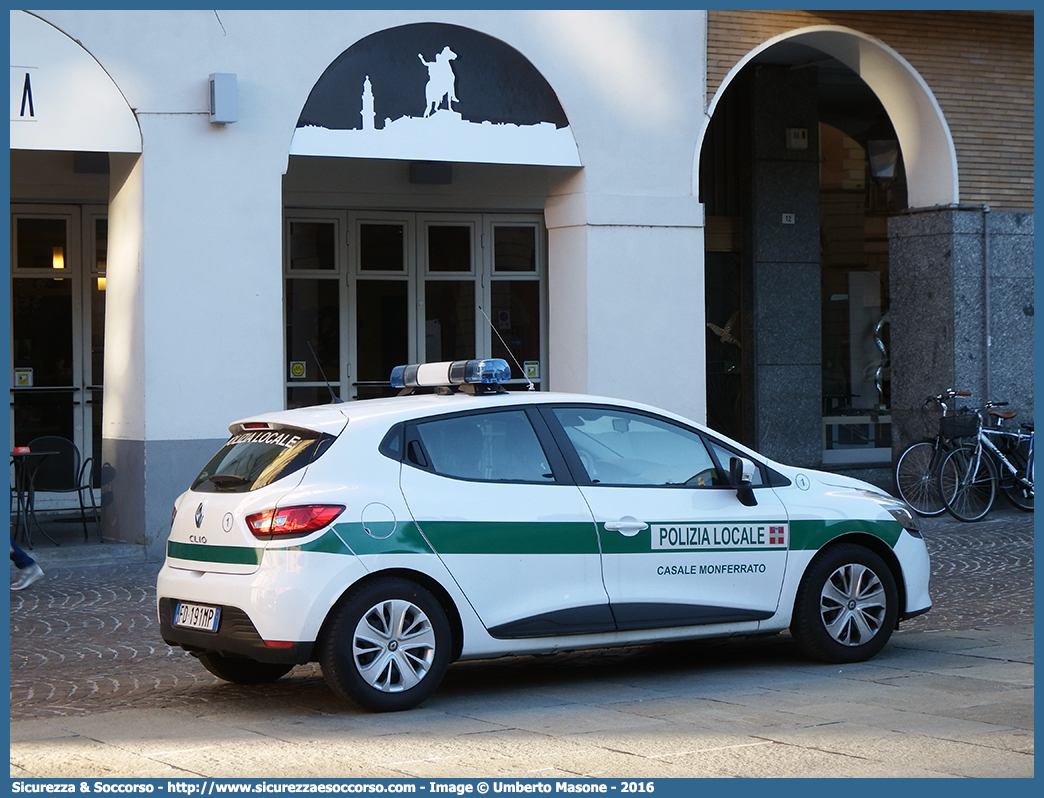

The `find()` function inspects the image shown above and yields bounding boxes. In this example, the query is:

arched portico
[10,10,145,547]
[696,20,1030,487]
[700,25,958,211]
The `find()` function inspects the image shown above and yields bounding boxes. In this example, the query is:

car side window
[705,437,765,486]
[550,407,721,487]
[413,410,553,483]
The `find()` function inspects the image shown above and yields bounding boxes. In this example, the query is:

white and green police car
[157,358,931,712]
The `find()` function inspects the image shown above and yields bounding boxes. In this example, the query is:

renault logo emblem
[195,503,204,528]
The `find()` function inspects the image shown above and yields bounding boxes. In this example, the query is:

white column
[546,187,706,423]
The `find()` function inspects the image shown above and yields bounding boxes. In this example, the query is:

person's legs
[10,538,43,590]
[10,538,34,569]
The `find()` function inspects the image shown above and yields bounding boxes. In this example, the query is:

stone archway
[10,11,141,153]
[701,25,957,211]
[696,24,959,477]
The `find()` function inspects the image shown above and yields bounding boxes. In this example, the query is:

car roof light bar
[390,358,511,389]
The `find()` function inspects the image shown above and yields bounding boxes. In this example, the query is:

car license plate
[174,602,221,632]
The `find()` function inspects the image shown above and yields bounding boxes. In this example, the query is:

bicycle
[894,389,972,516]
[938,401,1035,522]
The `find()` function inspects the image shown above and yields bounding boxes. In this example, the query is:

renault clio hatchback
[158,359,931,712]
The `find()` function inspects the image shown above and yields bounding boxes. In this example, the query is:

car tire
[791,544,898,664]
[319,576,451,712]
[196,652,294,684]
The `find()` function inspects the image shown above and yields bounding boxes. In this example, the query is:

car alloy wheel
[791,543,898,663]
[352,597,437,692]
[818,561,887,647]
[320,576,451,712]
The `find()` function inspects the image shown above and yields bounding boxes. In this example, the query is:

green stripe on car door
[419,521,600,555]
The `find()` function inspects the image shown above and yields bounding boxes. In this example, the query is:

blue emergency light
[390,359,511,389]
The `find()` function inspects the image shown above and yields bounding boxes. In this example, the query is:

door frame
[10,203,107,495]
[283,209,548,405]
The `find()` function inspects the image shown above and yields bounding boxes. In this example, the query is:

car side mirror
[730,456,758,507]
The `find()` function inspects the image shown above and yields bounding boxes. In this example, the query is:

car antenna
[307,340,343,404]
[478,306,534,390]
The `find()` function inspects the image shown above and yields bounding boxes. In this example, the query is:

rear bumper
[158,597,314,664]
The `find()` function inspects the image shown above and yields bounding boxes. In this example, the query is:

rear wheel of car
[791,544,898,663]
[196,652,294,684]
[319,576,451,712]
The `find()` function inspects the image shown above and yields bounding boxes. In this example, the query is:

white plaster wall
[34,8,706,198]
[135,114,286,439]
[104,153,146,441]
[31,9,710,437]
[549,221,706,421]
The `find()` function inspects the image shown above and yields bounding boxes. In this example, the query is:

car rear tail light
[246,505,345,539]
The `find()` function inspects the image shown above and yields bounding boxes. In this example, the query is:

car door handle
[604,517,649,537]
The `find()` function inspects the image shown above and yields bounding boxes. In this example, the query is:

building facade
[9,10,1032,559]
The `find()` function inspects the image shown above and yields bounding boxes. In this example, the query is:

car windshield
[192,427,333,493]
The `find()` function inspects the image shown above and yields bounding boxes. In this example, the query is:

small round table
[10,450,60,547]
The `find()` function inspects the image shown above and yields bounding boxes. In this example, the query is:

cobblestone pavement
[9,505,1034,722]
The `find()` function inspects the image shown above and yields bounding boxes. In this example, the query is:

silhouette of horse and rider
[418,46,458,117]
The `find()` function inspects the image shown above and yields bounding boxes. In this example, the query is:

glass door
[284,210,546,406]
[352,215,412,400]
[284,214,346,407]
[419,216,477,365]
[486,220,544,387]
[10,205,106,486]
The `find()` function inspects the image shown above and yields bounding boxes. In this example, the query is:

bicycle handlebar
[927,389,971,403]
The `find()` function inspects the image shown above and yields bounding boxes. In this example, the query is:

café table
[10,449,60,547]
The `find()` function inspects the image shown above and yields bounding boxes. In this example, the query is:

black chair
[25,436,98,541]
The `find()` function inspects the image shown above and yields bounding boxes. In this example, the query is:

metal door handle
[604,517,649,537]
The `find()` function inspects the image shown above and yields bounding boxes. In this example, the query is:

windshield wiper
[206,473,251,490]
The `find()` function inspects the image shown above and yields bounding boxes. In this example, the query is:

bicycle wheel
[894,441,947,516]
[939,444,997,522]
[1001,440,1034,512]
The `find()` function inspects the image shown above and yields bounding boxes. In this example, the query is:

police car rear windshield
[192,427,335,493]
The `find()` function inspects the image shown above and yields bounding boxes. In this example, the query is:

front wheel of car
[319,577,451,712]
[791,544,898,663]
[196,652,295,684]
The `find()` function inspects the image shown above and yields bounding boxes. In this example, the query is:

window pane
[360,223,405,272]
[91,275,106,385]
[94,218,108,272]
[288,221,336,271]
[427,225,471,272]
[90,392,103,487]
[552,407,719,487]
[192,425,331,493]
[416,411,552,482]
[287,386,338,409]
[16,218,67,270]
[425,281,474,361]
[357,280,408,387]
[12,278,73,386]
[491,281,540,375]
[285,278,339,382]
[11,391,75,446]
[494,226,536,272]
